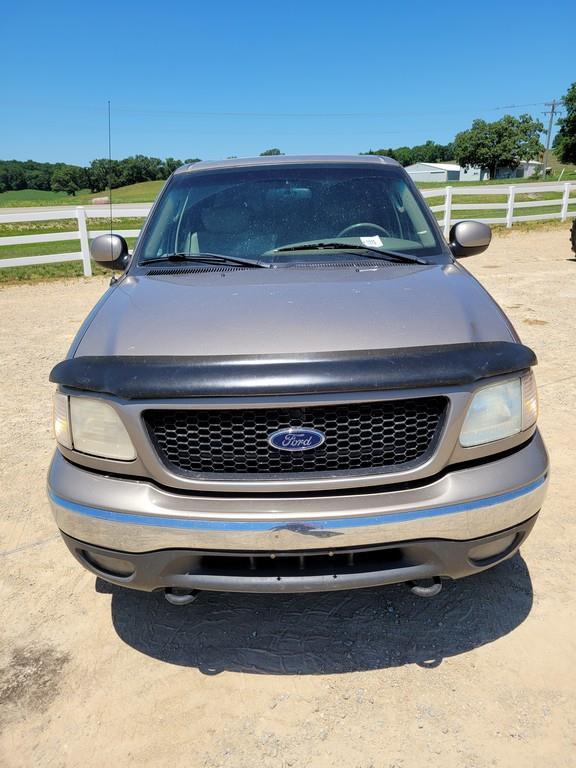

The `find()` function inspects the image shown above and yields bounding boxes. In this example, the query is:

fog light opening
[468,533,520,566]
[81,550,135,578]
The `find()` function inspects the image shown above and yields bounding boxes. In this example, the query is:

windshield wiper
[271,242,429,265]
[141,253,272,268]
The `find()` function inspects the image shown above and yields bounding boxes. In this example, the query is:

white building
[494,160,543,179]
[406,160,543,183]
[405,162,486,183]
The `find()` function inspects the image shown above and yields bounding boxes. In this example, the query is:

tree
[162,157,183,176]
[0,155,204,194]
[87,158,123,192]
[553,82,576,164]
[361,146,412,164]
[24,165,52,190]
[50,165,85,196]
[454,114,544,178]
[0,162,26,192]
[392,147,415,166]
[118,155,164,185]
[260,148,283,156]
[0,160,79,192]
[360,141,454,167]
[411,140,454,164]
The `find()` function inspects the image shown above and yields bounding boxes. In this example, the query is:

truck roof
[175,154,399,174]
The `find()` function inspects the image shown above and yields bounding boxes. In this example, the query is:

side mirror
[449,221,491,258]
[90,234,130,271]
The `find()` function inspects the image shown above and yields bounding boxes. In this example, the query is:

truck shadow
[101,553,532,675]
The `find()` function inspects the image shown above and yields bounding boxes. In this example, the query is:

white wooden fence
[1,181,575,275]
[420,181,576,237]
[0,205,151,276]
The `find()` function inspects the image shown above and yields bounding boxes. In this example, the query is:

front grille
[144,398,447,478]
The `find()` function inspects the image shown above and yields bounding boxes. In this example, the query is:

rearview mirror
[90,234,130,271]
[449,221,491,258]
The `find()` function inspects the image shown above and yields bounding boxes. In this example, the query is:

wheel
[571,219,576,255]
[337,222,392,238]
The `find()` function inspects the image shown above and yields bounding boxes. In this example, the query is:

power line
[488,101,548,111]
[1,99,550,120]
[112,102,549,119]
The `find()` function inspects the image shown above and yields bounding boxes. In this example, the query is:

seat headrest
[201,205,250,234]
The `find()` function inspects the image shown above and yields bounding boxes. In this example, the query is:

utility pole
[542,99,559,179]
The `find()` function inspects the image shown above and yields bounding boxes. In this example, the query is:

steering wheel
[337,222,392,238]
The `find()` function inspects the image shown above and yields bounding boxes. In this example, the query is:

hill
[0,180,165,207]
[547,153,576,180]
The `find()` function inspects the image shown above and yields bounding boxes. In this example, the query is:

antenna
[107,100,113,244]
[107,99,119,282]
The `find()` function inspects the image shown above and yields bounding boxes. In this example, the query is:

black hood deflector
[50,342,536,400]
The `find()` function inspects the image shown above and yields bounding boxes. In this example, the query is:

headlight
[53,393,72,449]
[460,372,538,448]
[53,394,136,461]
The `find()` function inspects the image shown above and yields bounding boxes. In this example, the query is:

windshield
[136,164,445,265]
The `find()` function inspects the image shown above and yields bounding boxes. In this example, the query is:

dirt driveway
[1,226,575,768]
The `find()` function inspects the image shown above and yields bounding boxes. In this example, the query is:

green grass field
[0,188,92,204]
[0,181,165,207]
[89,180,165,203]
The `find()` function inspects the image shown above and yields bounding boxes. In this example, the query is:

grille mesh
[144,398,446,477]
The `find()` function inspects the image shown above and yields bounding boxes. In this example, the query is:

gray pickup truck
[48,155,549,603]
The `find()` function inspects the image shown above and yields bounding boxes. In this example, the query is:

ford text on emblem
[268,427,325,451]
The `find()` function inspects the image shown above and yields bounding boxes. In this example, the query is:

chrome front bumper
[48,432,548,554]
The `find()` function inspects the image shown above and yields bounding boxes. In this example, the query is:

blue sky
[2,0,575,165]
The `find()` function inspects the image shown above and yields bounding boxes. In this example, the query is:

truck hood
[74,263,515,357]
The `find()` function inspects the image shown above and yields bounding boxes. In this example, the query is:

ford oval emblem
[268,427,325,451]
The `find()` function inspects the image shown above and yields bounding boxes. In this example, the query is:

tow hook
[408,576,443,598]
[164,588,200,606]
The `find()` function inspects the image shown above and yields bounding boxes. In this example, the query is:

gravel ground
[1,226,575,767]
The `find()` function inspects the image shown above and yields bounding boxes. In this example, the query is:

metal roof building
[405,162,485,183]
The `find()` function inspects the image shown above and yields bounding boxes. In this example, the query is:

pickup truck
[48,155,549,604]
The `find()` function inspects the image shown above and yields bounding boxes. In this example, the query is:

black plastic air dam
[50,342,536,399]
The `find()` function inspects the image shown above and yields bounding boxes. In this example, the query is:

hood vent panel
[147,266,249,276]
[146,261,415,276]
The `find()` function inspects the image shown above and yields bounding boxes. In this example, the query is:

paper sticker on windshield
[360,236,383,247]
